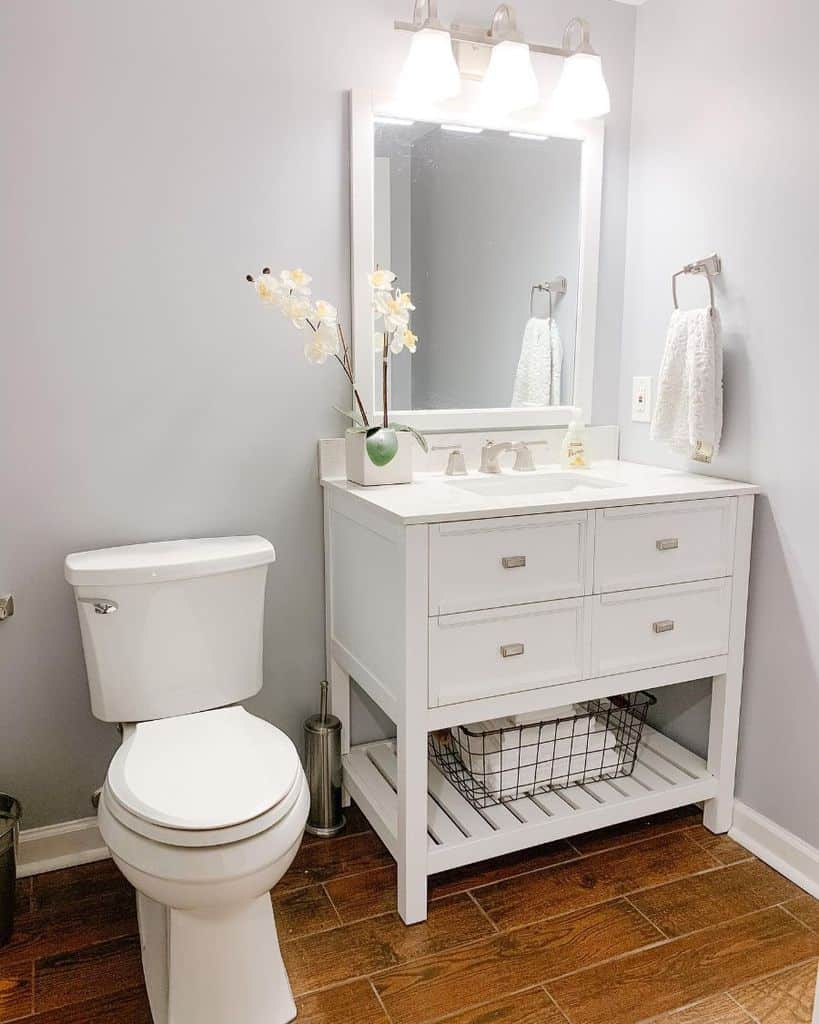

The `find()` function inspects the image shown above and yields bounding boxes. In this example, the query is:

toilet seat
[105,706,302,847]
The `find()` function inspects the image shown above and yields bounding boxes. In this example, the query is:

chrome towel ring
[672,253,722,313]
[530,276,567,319]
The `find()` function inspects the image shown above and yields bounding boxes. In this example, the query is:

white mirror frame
[349,88,604,431]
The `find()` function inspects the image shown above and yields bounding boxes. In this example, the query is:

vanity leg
[704,494,754,835]
[703,672,741,833]
[329,657,351,808]
[397,723,428,924]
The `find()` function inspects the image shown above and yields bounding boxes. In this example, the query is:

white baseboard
[17,816,110,878]
[730,800,819,899]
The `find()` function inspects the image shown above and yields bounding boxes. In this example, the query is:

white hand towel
[454,716,620,799]
[549,319,563,405]
[512,317,559,407]
[650,308,723,463]
[511,705,576,726]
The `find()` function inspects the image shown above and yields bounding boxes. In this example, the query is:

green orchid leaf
[392,422,429,453]
[333,406,367,429]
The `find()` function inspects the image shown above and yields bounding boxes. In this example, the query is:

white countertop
[322,460,759,525]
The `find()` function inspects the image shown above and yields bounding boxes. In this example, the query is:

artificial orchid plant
[246,266,427,466]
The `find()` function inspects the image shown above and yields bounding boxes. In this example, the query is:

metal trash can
[0,796,22,946]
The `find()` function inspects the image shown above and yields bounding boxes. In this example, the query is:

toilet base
[137,892,296,1024]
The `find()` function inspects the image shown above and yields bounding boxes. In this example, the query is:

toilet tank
[65,537,276,723]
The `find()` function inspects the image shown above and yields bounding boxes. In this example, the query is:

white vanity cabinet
[323,460,757,924]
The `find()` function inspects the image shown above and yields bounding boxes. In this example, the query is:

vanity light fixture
[550,18,611,120]
[479,5,538,113]
[440,123,484,133]
[396,0,461,104]
[395,3,610,119]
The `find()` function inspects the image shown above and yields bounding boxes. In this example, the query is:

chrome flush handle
[78,597,119,615]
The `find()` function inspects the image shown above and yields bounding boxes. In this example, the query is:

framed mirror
[350,89,604,430]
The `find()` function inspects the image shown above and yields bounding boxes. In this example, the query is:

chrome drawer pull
[501,555,527,569]
[653,619,675,634]
[500,643,525,658]
[656,538,679,551]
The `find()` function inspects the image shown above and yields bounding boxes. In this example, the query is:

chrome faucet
[480,440,514,474]
[481,439,550,474]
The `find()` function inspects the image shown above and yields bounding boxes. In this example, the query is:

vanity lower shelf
[342,725,717,874]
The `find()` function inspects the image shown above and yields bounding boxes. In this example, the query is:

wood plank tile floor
[2,803,816,1023]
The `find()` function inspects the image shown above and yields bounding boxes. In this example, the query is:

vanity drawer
[589,579,731,677]
[428,598,586,707]
[429,511,590,615]
[594,498,736,593]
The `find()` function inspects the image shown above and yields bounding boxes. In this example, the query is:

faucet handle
[511,439,549,473]
[432,445,467,477]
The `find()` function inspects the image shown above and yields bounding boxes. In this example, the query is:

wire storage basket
[428,692,656,810]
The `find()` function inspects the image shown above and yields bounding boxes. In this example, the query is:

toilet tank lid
[65,536,275,586]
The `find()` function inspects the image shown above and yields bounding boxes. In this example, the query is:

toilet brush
[304,681,346,837]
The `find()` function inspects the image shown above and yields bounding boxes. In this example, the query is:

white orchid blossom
[253,271,281,306]
[368,269,396,291]
[373,289,412,333]
[314,299,338,324]
[280,268,312,295]
[391,327,418,354]
[279,293,314,328]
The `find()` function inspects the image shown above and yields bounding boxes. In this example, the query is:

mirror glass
[373,120,583,412]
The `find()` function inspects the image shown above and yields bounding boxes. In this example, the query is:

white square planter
[345,429,413,486]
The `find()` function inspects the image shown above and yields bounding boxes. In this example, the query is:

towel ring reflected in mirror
[671,253,722,315]
[530,276,568,319]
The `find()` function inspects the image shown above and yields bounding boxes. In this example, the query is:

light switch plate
[632,376,652,422]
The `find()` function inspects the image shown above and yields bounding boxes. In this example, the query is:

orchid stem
[382,332,389,429]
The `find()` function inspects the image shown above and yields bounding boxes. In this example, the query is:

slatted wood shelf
[343,725,718,874]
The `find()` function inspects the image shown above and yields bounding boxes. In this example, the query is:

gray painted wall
[619,0,819,845]
[409,131,582,409]
[0,0,636,828]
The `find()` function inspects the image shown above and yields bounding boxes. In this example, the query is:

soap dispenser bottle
[561,418,590,469]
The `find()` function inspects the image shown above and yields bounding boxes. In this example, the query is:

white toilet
[64,536,309,1024]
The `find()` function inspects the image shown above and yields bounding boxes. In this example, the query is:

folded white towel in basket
[454,713,620,800]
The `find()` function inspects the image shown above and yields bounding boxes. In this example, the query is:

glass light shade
[551,52,610,120]
[397,27,461,104]
[480,40,539,114]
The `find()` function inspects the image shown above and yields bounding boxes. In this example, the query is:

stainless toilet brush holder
[304,680,346,837]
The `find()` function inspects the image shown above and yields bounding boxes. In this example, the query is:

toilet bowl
[64,537,308,1024]
[98,706,309,1024]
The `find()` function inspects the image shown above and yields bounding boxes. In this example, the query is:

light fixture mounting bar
[393,20,570,58]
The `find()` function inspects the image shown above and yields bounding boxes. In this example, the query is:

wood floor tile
[282,892,493,996]
[373,899,661,1024]
[436,987,568,1023]
[32,859,129,911]
[278,830,393,894]
[0,960,32,1022]
[568,806,703,856]
[731,959,818,1024]
[326,841,576,924]
[648,993,753,1023]
[34,934,143,1012]
[0,889,137,968]
[683,827,753,865]
[295,979,389,1023]
[272,884,341,941]
[14,879,31,918]
[25,985,151,1024]
[474,832,717,930]
[785,895,819,933]
[630,859,803,938]
[546,907,819,1024]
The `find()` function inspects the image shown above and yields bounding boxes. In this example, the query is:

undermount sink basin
[447,471,622,497]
